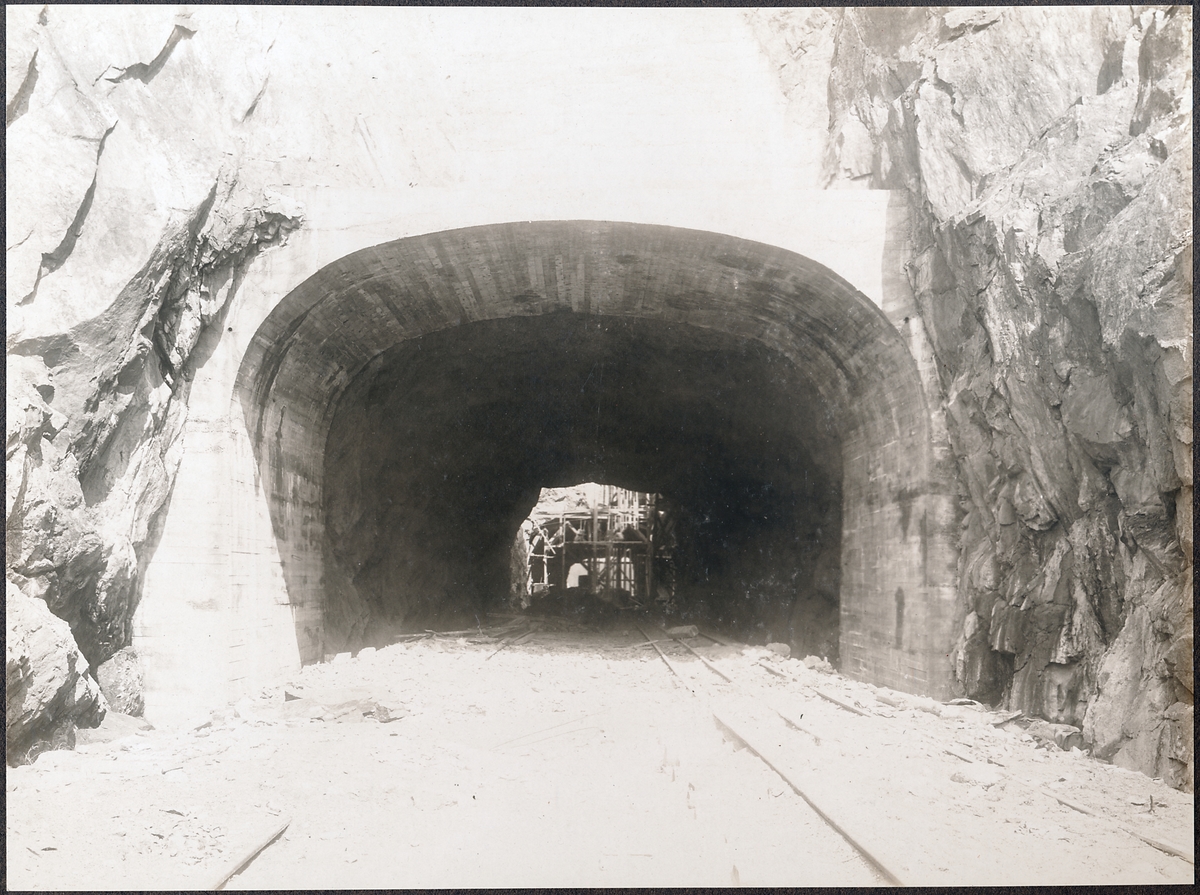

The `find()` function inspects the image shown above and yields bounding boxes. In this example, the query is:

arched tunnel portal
[235,222,960,697]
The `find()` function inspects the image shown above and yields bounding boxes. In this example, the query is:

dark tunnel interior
[322,311,844,658]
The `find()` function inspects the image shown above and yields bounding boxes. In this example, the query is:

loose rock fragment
[665,626,699,639]
[802,655,833,673]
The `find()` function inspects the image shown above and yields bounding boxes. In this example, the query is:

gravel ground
[6,618,1194,889]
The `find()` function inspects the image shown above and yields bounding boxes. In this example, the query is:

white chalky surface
[6,624,1194,889]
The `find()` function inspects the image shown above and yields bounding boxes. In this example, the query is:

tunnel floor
[6,625,1192,888]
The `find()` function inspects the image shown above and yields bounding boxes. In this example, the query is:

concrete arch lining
[234,220,959,697]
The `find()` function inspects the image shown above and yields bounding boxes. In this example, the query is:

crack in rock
[104,23,196,85]
[6,48,39,128]
[20,121,117,306]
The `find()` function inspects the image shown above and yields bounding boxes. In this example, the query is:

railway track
[630,622,1194,886]
[9,621,1191,889]
[634,622,905,885]
[237,620,1197,885]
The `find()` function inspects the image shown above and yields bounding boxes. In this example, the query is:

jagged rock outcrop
[5,5,302,759]
[6,181,301,677]
[6,581,107,764]
[96,646,145,716]
[759,5,1192,788]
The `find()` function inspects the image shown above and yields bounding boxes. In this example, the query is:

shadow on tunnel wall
[233,221,952,691]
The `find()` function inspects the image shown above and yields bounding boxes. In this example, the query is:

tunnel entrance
[236,221,957,697]
[321,314,841,656]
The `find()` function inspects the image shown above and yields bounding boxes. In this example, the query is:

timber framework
[525,486,675,609]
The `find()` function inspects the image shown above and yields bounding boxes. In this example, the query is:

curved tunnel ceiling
[239,221,919,452]
[334,312,843,494]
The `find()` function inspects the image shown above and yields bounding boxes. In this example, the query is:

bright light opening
[518,484,676,611]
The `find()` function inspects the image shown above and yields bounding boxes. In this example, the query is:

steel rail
[635,624,903,886]
[688,632,1193,870]
[633,622,689,688]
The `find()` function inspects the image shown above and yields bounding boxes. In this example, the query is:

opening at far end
[514,483,676,619]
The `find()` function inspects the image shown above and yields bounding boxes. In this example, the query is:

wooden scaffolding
[527,485,670,604]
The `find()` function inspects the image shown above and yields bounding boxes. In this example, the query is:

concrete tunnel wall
[231,221,959,698]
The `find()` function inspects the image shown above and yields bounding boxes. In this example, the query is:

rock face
[758,6,1192,788]
[5,189,299,660]
[6,581,107,764]
[96,646,145,716]
[5,5,301,759]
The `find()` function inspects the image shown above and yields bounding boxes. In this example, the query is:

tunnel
[235,221,959,697]
[322,313,843,656]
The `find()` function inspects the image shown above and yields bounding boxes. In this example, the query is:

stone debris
[951,765,1005,788]
[76,710,154,747]
[665,625,700,639]
[1024,720,1085,752]
[990,710,1025,727]
[245,692,409,726]
[367,701,407,724]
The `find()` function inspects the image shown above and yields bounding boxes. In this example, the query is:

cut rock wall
[755,5,1192,789]
[5,5,302,757]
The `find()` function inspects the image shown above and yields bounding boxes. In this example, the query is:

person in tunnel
[544,521,565,590]
[529,524,547,586]
[566,562,589,589]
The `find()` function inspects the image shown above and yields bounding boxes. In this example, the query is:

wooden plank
[210,816,291,890]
